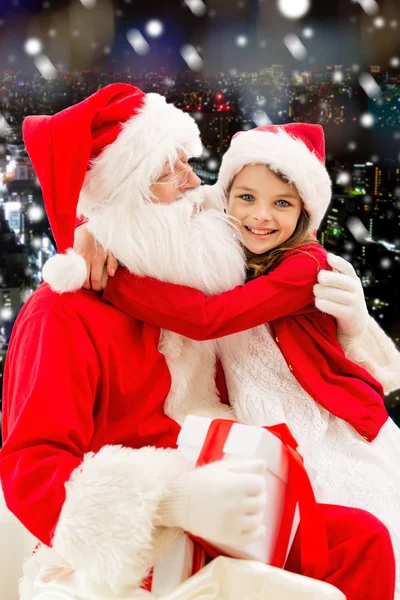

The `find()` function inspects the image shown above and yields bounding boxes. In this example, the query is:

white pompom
[42,249,87,294]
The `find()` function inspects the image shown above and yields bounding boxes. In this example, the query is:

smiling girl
[96,123,400,596]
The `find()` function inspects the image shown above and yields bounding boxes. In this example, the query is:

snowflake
[180,44,203,71]
[333,71,344,83]
[355,0,379,15]
[346,217,370,242]
[390,57,400,68]
[336,171,351,186]
[184,0,207,17]
[34,55,57,80]
[284,34,307,60]
[252,110,272,126]
[373,17,385,28]
[302,27,314,39]
[380,257,392,270]
[277,0,310,19]
[24,38,43,56]
[207,159,219,171]
[236,35,248,47]
[79,0,97,8]
[126,29,150,56]
[359,73,381,98]
[145,20,164,38]
[359,113,375,128]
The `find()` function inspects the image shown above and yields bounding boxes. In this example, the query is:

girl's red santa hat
[23,83,202,292]
[217,123,332,231]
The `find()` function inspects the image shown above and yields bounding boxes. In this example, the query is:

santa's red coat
[0,283,188,591]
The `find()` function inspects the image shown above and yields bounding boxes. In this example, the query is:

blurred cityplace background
[0,0,399,420]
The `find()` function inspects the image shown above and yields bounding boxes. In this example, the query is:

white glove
[313,253,369,337]
[157,459,267,548]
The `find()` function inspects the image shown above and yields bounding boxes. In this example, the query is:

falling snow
[34,55,57,80]
[356,0,379,15]
[359,73,381,98]
[180,44,203,71]
[236,35,248,47]
[207,159,219,171]
[126,29,150,56]
[184,0,207,17]
[346,217,370,242]
[284,34,307,61]
[336,171,351,186]
[373,17,385,28]
[277,0,310,20]
[252,109,272,126]
[360,112,375,128]
[24,38,43,56]
[145,20,164,38]
[302,27,314,39]
[80,0,96,7]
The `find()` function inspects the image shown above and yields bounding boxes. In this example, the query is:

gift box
[177,416,327,574]
[147,534,205,597]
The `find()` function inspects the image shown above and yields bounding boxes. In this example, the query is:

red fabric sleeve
[103,246,327,341]
[0,311,100,545]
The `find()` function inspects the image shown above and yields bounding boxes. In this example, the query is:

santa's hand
[313,253,369,337]
[157,459,267,548]
[73,222,118,291]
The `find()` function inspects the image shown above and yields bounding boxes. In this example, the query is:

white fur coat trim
[339,315,400,395]
[217,129,332,231]
[46,445,186,595]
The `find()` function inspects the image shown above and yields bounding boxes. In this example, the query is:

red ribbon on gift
[191,419,329,578]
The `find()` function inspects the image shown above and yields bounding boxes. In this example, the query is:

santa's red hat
[23,83,202,292]
[217,123,332,231]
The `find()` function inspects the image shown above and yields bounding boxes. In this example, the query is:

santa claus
[0,84,396,600]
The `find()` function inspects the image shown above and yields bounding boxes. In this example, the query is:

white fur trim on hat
[42,249,87,294]
[78,93,202,217]
[217,129,332,231]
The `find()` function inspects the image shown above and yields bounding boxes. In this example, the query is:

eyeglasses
[155,165,194,189]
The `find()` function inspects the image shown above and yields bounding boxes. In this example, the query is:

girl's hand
[313,253,369,337]
[73,223,118,291]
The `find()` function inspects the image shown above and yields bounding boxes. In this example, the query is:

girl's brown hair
[227,167,318,281]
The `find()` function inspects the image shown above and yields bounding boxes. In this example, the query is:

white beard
[88,187,247,422]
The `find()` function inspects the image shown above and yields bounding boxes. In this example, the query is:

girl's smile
[227,164,302,255]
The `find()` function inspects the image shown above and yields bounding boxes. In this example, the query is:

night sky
[0,0,399,75]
